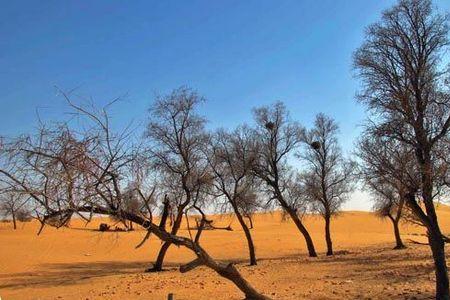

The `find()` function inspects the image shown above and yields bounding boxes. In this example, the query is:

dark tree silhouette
[0,192,30,229]
[207,126,259,265]
[0,94,271,300]
[358,134,419,249]
[354,0,450,297]
[145,87,211,272]
[299,113,355,256]
[372,181,407,249]
[252,102,317,257]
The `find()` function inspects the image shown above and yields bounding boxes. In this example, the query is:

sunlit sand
[2,207,449,299]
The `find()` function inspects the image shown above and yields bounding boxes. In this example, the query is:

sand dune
[1,207,450,299]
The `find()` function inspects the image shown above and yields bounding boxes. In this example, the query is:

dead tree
[252,102,317,257]
[145,87,211,272]
[358,134,420,250]
[27,96,270,299]
[373,181,407,249]
[207,127,259,265]
[0,191,29,229]
[0,92,271,299]
[0,123,97,232]
[354,1,450,296]
[299,113,355,256]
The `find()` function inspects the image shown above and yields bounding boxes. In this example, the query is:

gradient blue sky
[1,0,449,209]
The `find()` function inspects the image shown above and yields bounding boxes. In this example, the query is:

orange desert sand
[2,207,450,299]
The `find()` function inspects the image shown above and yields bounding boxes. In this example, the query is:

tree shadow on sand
[0,245,438,299]
[0,260,181,290]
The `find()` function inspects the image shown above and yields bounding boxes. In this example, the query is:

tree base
[144,265,165,273]
[393,244,406,250]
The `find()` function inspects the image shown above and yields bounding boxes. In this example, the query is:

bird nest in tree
[265,121,275,130]
[310,141,321,150]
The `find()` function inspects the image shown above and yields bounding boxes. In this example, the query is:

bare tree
[0,122,97,232]
[357,134,419,249]
[0,191,29,229]
[354,0,450,294]
[0,94,271,300]
[145,87,212,272]
[372,179,407,249]
[67,96,270,299]
[252,102,317,257]
[207,126,259,265]
[299,113,355,256]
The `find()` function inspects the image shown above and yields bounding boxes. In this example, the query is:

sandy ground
[1,207,450,300]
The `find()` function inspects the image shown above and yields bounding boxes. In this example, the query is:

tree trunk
[12,211,17,230]
[324,214,333,256]
[428,220,449,299]
[275,187,317,257]
[246,215,254,229]
[148,209,184,272]
[214,263,270,299]
[392,219,405,249]
[421,154,449,299]
[179,247,270,300]
[286,207,317,257]
[178,245,270,299]
[234,207,257,266]
[151,241,171,271]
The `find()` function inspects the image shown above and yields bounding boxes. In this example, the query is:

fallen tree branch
[180,258,203,273]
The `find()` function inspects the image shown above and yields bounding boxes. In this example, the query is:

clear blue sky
[1,0,449,209]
